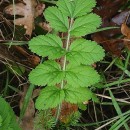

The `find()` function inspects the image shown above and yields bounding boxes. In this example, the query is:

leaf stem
[61,18,73,89]
[55,102,61,123]
[55,18,73,123]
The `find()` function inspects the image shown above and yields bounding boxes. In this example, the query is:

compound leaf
[35,86,65,110]
[44,7,69,32]
[28,0,104,113]
[29,60,64,86]
[70,13,101,36]
[65,64,100,87]
[29,34,65,59]
[64,86,93,103]
[67,38,105,65]
[57,0,96,18]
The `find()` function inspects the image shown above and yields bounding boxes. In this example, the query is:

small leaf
[35,86,65,110]
[64,86,92,103]
[67,38,105,65]
[65,64,100,87]
[29,34,65,59]
[70,13,101,36]
[91,94,100,103]
[57,0,96,18]
[29,60,64,86]
[44,7,69,32]
[78,103,87,111]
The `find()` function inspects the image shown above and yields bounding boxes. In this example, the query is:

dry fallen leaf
[121,23,130,50]
[92,32,124,56]
[4,0,45,36]
[38,22,52,32]
[19,85,35,130]
[52,102,78,123]
[121,23,130,37]
[112,9,130,25]
[19,85,40,130]
[14,46,40,66]
[94,0,127,20]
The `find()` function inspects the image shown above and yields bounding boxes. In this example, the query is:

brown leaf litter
[4,0,45,36]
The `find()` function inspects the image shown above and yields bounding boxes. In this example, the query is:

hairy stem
[55,103,61,123]
[55,18,73,123]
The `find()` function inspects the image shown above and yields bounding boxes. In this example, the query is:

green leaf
[0,97,12,130]
[65,64,100,87]
[70,13,101,36]
[0,97,21,130]
[78,103,87,111]
[44,7,69,32]
[29,60,64,86]
[0,115,2,127]
[64,86,92,103]
[29,60,100,87]
[35,86,65,110]
[91,94,100,103]
[57,0,96,18]
[67,38,105,65]
[29,34,65,59]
